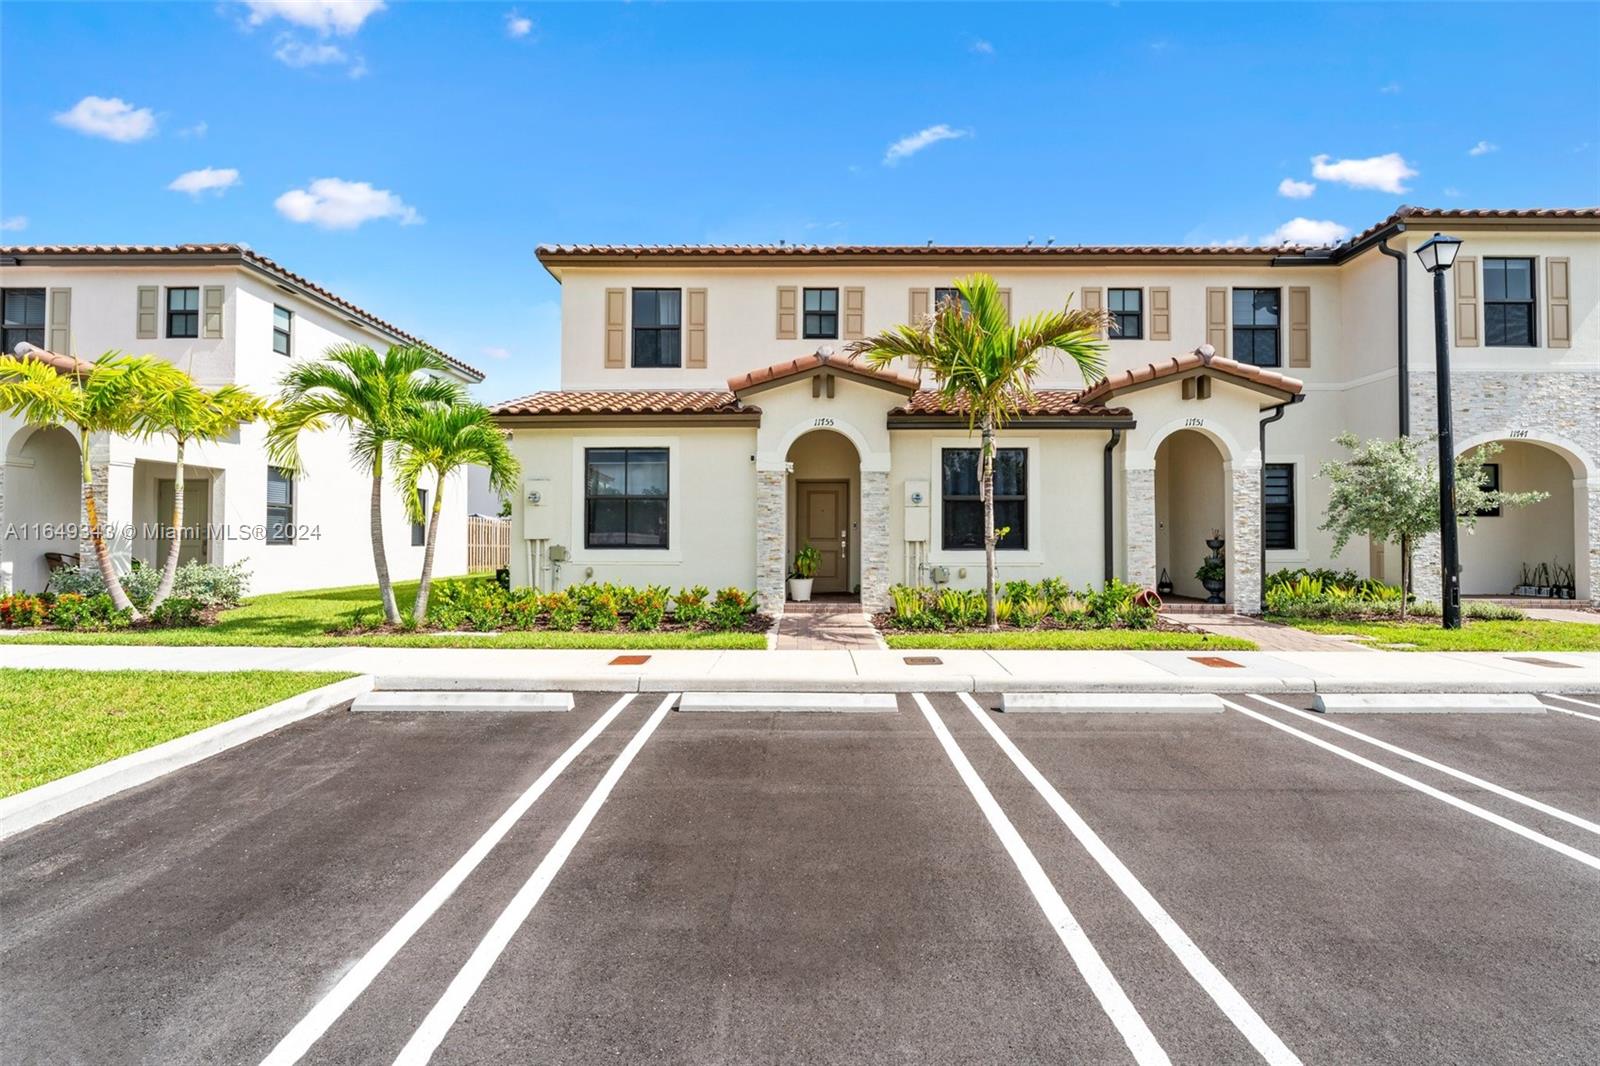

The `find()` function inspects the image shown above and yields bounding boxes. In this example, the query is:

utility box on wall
[903,479,930,542]
[522,477,554,539]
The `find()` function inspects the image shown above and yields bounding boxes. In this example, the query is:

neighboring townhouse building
[0,244,484,596]
[493,206,1599,614]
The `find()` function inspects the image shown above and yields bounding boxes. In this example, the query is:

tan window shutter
[686,287,708,367]
[604,288,626,368]
[1453,257,1479,347]
[998,287,1013,324]
[1547,257,1571,348]
[1081,287,1103,338]
[202,285,225,339]
[1205,287,1228,356]
[136,285,158,339]
[1287,286,1311,368]
[1149,287,1171,341]
[909,287,930,323]
[776,286,798,339]
[47,288,71,353]
[843,286,865,340]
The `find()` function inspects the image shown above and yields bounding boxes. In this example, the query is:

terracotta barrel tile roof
[1077,346,1303,404]
[491,389,752,416]
[891,388,1130,419]
[728,351,920,392]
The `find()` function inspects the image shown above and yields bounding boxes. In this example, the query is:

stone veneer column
[1228,460,1263,615]
[1410,531,1443,611]
[0,462,9,592]
[1124,466,1156,590]
[755,466,788,617]
[79,436,135,577]
[859,468,891,614]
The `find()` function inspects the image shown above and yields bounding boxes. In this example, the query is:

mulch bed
[871,613,1210,636]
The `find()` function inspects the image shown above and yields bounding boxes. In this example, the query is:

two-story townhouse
[494,206,1599,614]
[1,244,484,596]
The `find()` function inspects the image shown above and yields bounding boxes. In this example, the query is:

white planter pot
[788,577,814,602]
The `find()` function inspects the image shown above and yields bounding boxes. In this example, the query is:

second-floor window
[272,305,293,356]
[934,286,972,316]
[167,287,199,339]
[1484,257,1535,347]
[266,466,295,545]
[942,447,1027,551]
[2,288,45,353]
[1109,288,1143,339]
[632,288,681,368]
[1232,288,1280,367]
[803,288,838,338]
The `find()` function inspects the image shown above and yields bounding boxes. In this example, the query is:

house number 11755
[813,417,835,427]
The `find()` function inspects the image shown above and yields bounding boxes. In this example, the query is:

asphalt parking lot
[4,691,1599,1064]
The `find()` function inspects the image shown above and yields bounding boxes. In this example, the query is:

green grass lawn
[1275,617,1600,652]
[0,580,767,650]
[885,630,1257,651]
[0,669,352,797]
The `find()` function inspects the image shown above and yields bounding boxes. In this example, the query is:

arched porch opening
[784,428,862,598]
[3,425,83,593]
[1155,429,1228,602]
[1459,437,1591,602]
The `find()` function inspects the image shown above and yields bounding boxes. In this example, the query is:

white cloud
[1443,187,1463,198]
[1379,81,1402,94]
[1261,217,1350,246]
[242,0,384,35]
[883,123,971,166]
[177,120,208,138]
[1468,140,1498,157]
[275,177,421,229]
[483,346,513,361]
[168,167,241,197]
[53,96,157,142]
[1310,152,1417,194]
[970,39,994,55]
[505,10,533,38]
[0,216,27,232]
[1277,177,1316,199]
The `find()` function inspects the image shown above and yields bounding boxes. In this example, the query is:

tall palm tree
[393,402,520,620]
[0,351,186,619]
[266,344,464,625]
[142,381,271,609]
[849,274,1110,628]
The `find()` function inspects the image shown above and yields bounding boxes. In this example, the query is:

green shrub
[1015,594,1053,628]
[506,589,543,629]
[628,586,669,631]
[588,590,621,631]
[49,592,130,631]
[673,585,710,626]
[543,590,581,630]
[148,596,204,628]
[710,587,758,630]
[886,585,940,630]
[47,561,249,609]
[0,594,48,628]
[936,587,985,628]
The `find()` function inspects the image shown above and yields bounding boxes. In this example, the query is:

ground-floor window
[942,447,1026,551]
[266,466,295,544]
[1475,462,1501,517]
[585,447,669,549]
[1264,462,1295,550]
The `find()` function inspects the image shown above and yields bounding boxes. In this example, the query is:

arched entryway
[3,425,82,593]
[1155,429,1228,602]
[784,429,861,597]
[1458,436,1592,602]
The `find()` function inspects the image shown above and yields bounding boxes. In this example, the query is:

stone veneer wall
[1228,460,1263,614]
[1408,369,1600,606]
[1125,467,1157,592]
[755,468,788,615]
[859,469,891,614]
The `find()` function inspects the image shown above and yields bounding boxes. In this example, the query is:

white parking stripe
[1221,699,1600,873]
[957,693,1301,1066]
[1248,694,1600,839]
[392,693,677,1066]
[261,693,637,1066]
[913,694,1171,1066]
[1544,694,1600,722]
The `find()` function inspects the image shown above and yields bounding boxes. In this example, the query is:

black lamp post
[1415,232,1465,628]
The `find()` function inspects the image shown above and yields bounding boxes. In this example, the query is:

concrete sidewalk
[3,643,1597,694]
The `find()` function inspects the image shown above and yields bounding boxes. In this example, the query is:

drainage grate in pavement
[609,654,651,666]
[903,656,943,666]
[1507,656,1580,669]
[1190,655,1244,669]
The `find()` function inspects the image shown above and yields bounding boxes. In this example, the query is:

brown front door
[798,481,849,594]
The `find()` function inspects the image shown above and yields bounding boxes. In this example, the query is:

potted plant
[1195,559,1226,604]
[789,545,821,602]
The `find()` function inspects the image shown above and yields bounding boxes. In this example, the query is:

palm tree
[0,351,186,619]
[848,274,1110,628]
[143,381,271,609]
[267,344,465,625]
[393,402,520,621]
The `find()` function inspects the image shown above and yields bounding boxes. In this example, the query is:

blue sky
[3,1,1597,402]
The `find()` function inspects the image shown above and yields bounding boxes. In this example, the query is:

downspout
[1258,396,1303,612]
[1103,428,1122,585]
[1377,228,1410,436]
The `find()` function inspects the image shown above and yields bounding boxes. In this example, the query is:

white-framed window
[167,287,200,339]
[266,466,295,544]
[803,288,839,339]
[272,305,293,356]
[568,435,683,562]
[927,435,1043,564]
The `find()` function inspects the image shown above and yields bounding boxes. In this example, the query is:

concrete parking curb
[0,675,372,841]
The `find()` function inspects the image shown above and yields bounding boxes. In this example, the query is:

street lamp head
[1415,232,1464,274]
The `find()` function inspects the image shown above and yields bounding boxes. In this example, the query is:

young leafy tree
[266,344,465,624]
[0,351,187,619]
[849,273,1110,628]
[1318,433,1545,619]
[141,381,271,609]
[393,401,520,621]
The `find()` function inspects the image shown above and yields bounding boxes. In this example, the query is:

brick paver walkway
[1163,612,1373,652]
[774,601,885,650]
